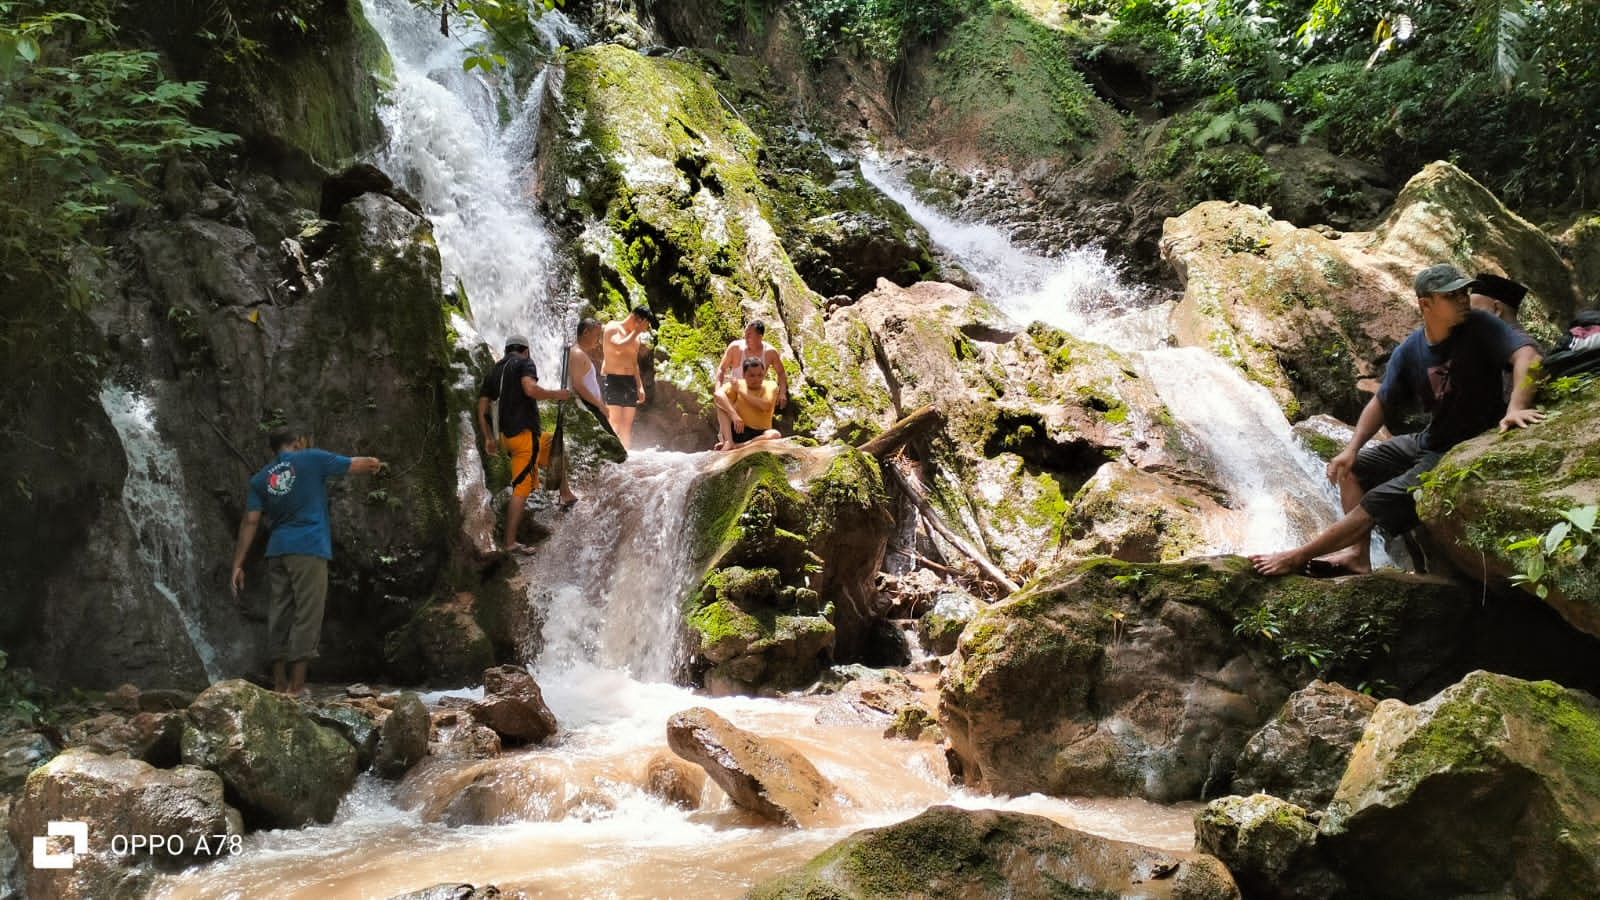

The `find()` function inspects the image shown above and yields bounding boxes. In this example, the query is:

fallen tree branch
[883,460,1018,597]
[858,405,943,459]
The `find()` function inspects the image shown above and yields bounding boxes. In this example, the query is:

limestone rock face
[665,707,842,827]
[1320,671,1600,900]
[179,680,357,828]
[1232,680,1377,811]
[6,749,239,900]
[750,805,1239,899]
[1416,377,1600,638]
[465,667,558,747]
[1162,162,1575,423]
[682,446,893,693]
[939,558,1490,802]
[375,692,431,779]
[1194,794,1342,900]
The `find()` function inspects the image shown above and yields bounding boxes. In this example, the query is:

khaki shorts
[267,554,327,663]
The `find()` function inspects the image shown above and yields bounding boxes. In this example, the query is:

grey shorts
[267,554,327,663]
[1355,434,1443,535]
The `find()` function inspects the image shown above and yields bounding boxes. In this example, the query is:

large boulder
[939,557,1509,802]
[374,691,431,779]
[179,680,358,828]
[1162,162,1576,423]
[465,667,558,747]
[1416,376,1600,638]
[6,749,240,900]
[1194,794,1342,900]
[682,446,894,693]
[750,805,1239,899]
[665,707,842,827]
[1320,671,1600,899]
[1231,680,1377,811]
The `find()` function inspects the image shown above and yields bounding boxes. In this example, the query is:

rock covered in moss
[6,748,242,900]
[1415,376,1600,638]
[682,446,893,693]
[1163,162,1575,423]
[179,680,357,829]
[1232,680,1377,811]
[374,691,430,779]
[1062,460,1223,565]
[918,589,979,657]
[1321,671,1600,899]
[665,707,842,827]
[384,592,496,686]
[1194,794,1342,900]
[939,558,1480,801]
[751,805,1239,899]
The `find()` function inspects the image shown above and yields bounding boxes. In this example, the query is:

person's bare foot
[1315,548,1371,574]
[1249,550,1307,576]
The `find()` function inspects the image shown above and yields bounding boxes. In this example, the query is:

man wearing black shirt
[477,334,572,554]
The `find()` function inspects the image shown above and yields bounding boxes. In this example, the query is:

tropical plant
[1504,505,1598,601]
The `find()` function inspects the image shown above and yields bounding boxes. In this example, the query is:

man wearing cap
[601,305,658,449]
[477,335,573,554]
[1471,272,1528,326]
[1251,263,1543,577]
[230,429,384,695]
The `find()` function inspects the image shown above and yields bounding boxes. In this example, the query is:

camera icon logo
[33,821,88,870]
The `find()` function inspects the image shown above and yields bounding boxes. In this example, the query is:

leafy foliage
[1505,505,1598,601]
[407,0,565,71]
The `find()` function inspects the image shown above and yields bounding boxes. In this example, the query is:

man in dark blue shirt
[231,430,383,694]
[1251,264,1542,577]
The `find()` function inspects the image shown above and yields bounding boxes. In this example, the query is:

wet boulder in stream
[750,805,1239,899]
[465,666,558,747]
[666,706,843,827]
[179,679,357,829]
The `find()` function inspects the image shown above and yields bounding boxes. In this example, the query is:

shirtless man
[715,320,787,445]
[714,357,783,450]
[601,305,658,449]
[568,317,615,438]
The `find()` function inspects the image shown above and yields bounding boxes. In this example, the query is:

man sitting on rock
[715,357,783,450]
[231,429,383,695]
[715,320,788,443]
[1251,264,1543,577]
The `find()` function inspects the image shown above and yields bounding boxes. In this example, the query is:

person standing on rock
[231,430,383,695]
[477,334,574,553]
[714,357,783,450]
[715,320,788,445]
[601,305,658,449]
[568,317,615,439]
[1250,264,1542,577]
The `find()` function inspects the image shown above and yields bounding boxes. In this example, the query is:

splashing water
[861,156,1339,549]
[99,383,222,682]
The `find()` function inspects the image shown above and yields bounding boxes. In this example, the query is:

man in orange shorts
[476,334,572,553]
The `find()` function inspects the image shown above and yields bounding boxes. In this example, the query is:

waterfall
[365,0,585,365]
[99,383,222,682]
[861,157,1338,550]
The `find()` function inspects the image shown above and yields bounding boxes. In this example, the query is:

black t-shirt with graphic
[1378,309,1537,452]
[478,354,541,438]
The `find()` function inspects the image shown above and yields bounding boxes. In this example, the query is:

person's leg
[284,555,327,695]
[1251,506,1376,575]
[503,431,536,550]
[615,406,637,449]
[266,557,293,692]
[715,406,733,450]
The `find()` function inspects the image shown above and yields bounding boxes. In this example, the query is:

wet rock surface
[1232,680,1377,811]
[1194,793,1342,900]
[465,666,558,746]
[666,706,842,827]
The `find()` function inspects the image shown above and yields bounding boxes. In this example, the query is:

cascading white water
[861,157,1339,550]
[99,383,222,683]
[366,0,585,365]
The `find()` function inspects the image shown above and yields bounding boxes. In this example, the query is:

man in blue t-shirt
[1251,263,1543,577]
[231,429,383,694]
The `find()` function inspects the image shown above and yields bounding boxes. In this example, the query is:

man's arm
[521,374,572,402]
[769,350,789,408]
[714,383,745,431]
[569,350,605,408]
[231,510,262,597]
[1327,395,1387,485]
[477,395,497,452]
[349,456,384,475]
[716,343,740,386]
[1501,344,1546,431]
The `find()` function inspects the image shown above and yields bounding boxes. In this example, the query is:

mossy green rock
[683,446,892,693]
[1194,794,1341,900]
[384,593,497,687]
[1415,377,1600,638]
[939,558,1475,802]
[1164,162,1576,421]
[1321,671,1600,899]
[750,805,1239,899]
[179,679,358,829]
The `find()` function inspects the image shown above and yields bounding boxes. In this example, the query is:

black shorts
[731,427,761,445]
[1354,434,1443,534]
[602,374,639,408]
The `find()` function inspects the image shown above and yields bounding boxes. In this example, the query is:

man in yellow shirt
[714,357,783,450]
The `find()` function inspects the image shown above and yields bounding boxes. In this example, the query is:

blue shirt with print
[247,448,353,559]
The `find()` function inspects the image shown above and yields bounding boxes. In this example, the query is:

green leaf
[1544,521,1571,556]
[16,35,40,63]
[1561,505,1598,535]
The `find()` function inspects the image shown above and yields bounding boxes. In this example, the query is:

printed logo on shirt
[265,460,297,496]
[1427,361,1454,404]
